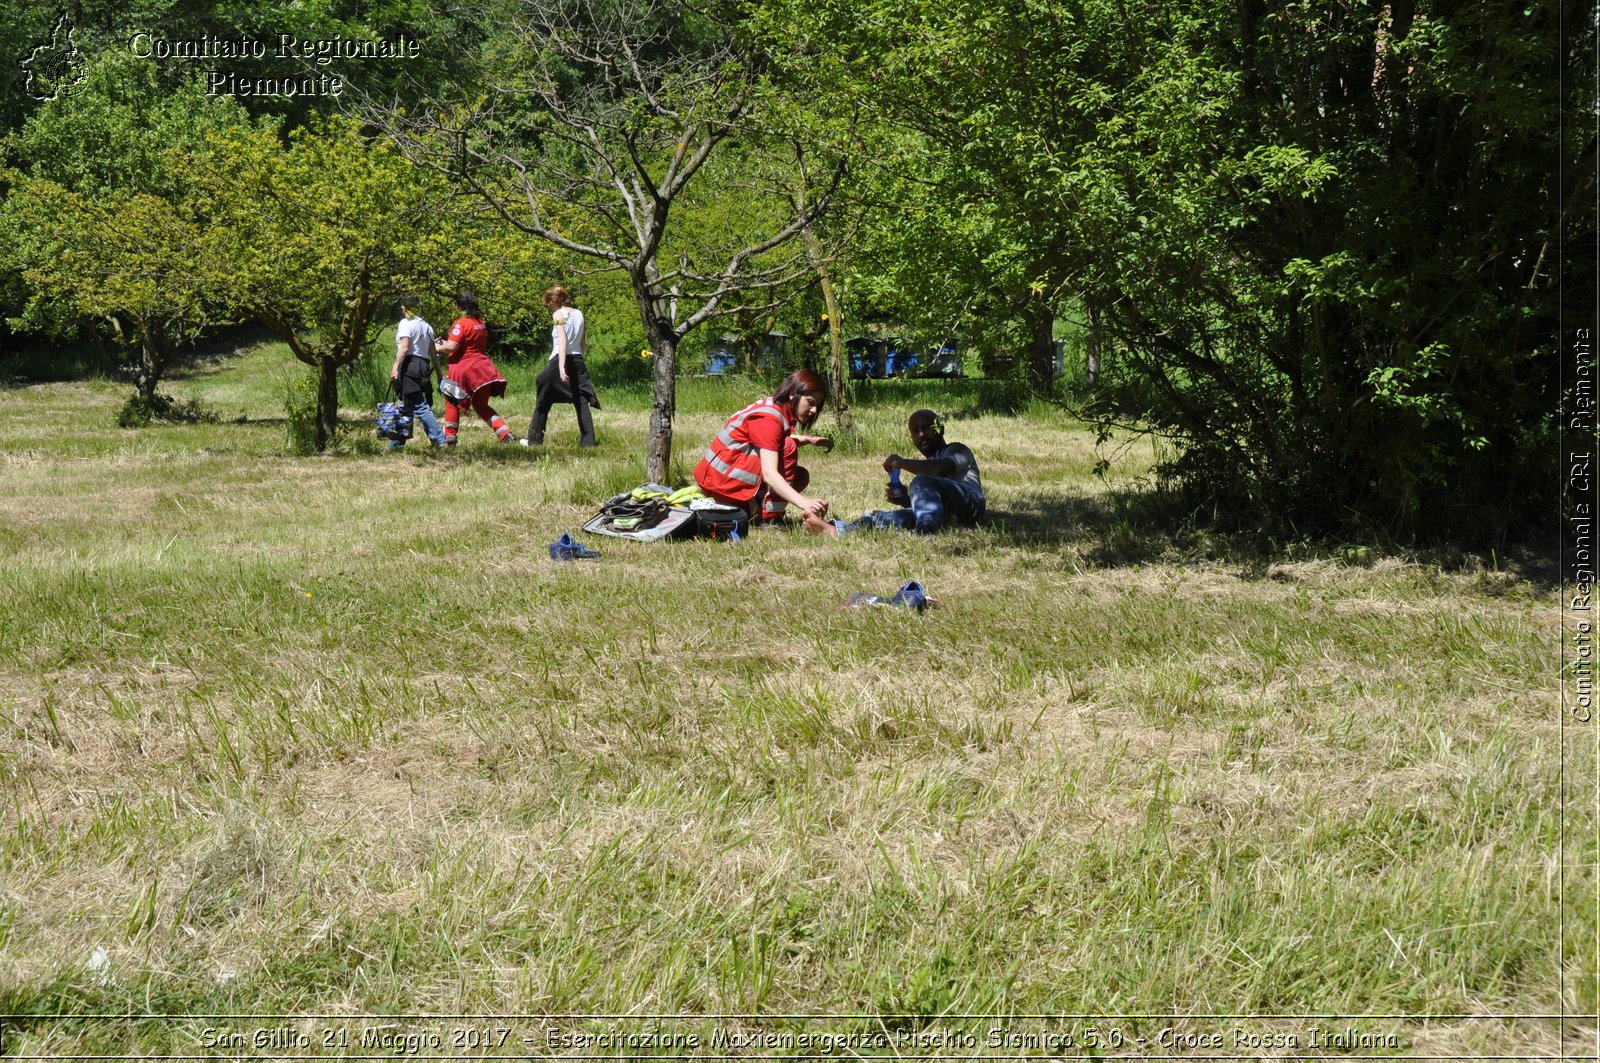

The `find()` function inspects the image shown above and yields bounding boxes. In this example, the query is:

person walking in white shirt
[387,296,447,449]
[523,284,599,447]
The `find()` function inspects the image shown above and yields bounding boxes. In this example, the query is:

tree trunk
[645,330,678,484]
[135,325,164,401]
[802,224,852,432]
[1026,302,1055,393]
[1085,300,1102,386]
[315,357,339,452]
[760,308,781,371]
[640,280,680,483]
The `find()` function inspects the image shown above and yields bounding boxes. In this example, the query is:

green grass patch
[0,339,1584,1057]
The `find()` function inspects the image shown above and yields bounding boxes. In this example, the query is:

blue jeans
[843,475,984,535]
[389,399,446,448]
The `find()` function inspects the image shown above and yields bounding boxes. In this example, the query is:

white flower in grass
[87,946,110,986]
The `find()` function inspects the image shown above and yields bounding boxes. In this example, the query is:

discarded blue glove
[549,533,601,561]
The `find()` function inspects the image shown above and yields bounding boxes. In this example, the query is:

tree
[4,178,227,407]
[0,0,524,358]
[748,0,1088,394]
[370,0,845,482]
[0,52,249,407]
[195,116,470,450]
[755,0,1576,536]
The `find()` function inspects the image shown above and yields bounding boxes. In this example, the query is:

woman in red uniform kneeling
[694,369,833,523]
[435,291,516,445]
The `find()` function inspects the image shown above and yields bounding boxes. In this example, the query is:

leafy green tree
[749,0,1090,391]
[196,115,475,450]
[4,177,227,405]
[757,0,1577,536]
[0,52,249,403]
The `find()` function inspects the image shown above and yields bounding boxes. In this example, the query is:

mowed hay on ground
[0,345,1590,1058]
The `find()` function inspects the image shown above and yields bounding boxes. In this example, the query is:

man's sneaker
[848,581,936,611]
[549,533,601,561]
[889,580,938,611]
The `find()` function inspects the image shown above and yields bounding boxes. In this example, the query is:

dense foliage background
[0,0,1588,540]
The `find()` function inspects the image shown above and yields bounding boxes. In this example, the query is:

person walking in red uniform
[694,369,833,523]
[435,291,516,445]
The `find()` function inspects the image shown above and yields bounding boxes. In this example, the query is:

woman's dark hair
[455,291,482,319]
[771,369,827,426]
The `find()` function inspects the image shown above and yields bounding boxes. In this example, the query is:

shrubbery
[116,390,216,428]
[283,372,319,456]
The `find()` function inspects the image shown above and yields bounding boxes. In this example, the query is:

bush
[338,347,393,413]
[117,391,218,428]
[487,317,551,364]
[588,346,657,390]
[0,332,122,386]
[284,372,318,455]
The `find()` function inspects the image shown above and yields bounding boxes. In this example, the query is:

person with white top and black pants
[523,284,599,447]
[388,295,447,449]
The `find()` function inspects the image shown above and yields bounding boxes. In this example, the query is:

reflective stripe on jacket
[693,398,792,503]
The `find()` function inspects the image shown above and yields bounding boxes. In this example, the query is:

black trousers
[527,355,597,446]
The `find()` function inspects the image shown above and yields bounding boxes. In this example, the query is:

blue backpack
[376,401,412,442]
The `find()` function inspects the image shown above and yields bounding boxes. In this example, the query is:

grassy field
[0,341,1591,1059]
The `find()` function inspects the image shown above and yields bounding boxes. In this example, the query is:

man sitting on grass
[805,409,985,537]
